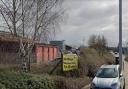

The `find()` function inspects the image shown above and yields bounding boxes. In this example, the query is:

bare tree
[88,35,107,56]
[0,0,64,72]
[88,34,96,48]
[0,0,22,35]
[95,35,107,56]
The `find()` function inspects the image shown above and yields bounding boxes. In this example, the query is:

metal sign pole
[119,0,122,73]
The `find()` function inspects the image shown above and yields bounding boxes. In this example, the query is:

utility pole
[119,0,123,73]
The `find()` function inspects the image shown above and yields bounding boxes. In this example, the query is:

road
[82,57,128,89]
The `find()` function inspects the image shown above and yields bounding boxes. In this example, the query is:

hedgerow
[0,72,56,89]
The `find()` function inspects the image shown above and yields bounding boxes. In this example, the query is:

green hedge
[0,72,57,89]
[0,72,90,89]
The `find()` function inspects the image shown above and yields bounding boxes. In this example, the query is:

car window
[96,68,118,78]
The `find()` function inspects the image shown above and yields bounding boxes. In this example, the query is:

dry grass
[79,48,115,77]
[0,64,19,72]
[53,75,91,89]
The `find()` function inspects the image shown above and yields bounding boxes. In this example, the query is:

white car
[90,65,125,89]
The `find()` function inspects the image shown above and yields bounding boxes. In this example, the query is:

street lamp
[119,0,123,73]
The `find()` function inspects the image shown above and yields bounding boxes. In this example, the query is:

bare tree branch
[0,9,13,34]
[0,0,13,18]
[0,0,64,71]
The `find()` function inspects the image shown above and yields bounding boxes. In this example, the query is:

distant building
[50,40,65,51]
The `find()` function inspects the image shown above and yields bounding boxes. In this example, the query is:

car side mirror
[120,73,123,77]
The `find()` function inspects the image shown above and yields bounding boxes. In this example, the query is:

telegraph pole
[119,0,123,72]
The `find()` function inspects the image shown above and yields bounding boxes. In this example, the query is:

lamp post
[119,0,123,73]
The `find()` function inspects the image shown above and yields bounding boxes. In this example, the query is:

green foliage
[0,72,57,89]
[0,72,90,89]
[0,83,6,89]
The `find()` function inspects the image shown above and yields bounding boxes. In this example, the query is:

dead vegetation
[79,48,115,77]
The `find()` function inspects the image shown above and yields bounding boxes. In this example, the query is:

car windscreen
[96,68,118,78]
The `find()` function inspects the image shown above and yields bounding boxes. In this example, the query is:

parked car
[90,65,125,89]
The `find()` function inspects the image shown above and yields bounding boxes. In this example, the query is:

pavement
[124,60,128,89]
[81,84,90,89]
[82,55,128,89]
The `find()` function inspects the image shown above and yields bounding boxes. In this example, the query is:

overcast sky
[55,0,128,47]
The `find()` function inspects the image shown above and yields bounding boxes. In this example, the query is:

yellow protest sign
[63,54,78,71]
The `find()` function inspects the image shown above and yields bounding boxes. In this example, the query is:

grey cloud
[56,0,128,47]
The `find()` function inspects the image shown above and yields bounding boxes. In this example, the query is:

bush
[0,72,90,89]
[0,83,6,89]
[0,72,57,89]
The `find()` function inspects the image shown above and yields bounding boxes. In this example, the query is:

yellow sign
[63,54,78,71]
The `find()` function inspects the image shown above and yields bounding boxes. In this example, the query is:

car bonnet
[93,77,118,88]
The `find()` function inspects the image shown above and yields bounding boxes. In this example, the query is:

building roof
[35,43,59,48]
[0,31,31,42]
